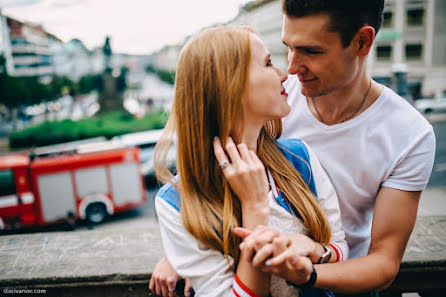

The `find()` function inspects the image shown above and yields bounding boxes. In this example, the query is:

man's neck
[307,75,382,125]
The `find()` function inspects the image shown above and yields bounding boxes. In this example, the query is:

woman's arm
[213,137,272,296]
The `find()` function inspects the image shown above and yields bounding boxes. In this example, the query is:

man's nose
[287,51,306,75]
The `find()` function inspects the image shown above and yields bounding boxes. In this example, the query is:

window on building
[376,45,393,61]
[382,11,393,27]
[405,44,423,60]
[407,8,424,26]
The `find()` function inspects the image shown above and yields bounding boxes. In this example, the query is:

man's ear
[356,26,375,56]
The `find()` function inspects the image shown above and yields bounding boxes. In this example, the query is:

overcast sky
[0,0,250,54]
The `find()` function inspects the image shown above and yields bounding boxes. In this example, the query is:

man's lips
[299,77,317,83]
[281,89,288,96]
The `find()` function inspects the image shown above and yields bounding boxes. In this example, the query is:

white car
[112,129,176,180]
[414,97,446,114]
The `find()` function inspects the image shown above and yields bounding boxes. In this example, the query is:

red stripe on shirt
[232,287,241,297]
[235,274,262,297]
[330,242,344,261]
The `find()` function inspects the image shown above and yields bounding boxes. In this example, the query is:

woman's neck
[239,124,262,151]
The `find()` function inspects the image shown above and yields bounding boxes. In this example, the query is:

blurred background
[0,0,445,234]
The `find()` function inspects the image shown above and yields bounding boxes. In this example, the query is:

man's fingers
[234,227,251,239]
[155,278,163,296]
[184,279,192,297]
[149,276,155,291]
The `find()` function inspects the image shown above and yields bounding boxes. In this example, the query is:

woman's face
[242,33,290,127]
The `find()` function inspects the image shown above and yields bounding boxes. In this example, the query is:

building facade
[371,0,446,98]
[5,15,60,79]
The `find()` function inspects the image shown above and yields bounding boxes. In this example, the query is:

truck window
[0,169,17,196]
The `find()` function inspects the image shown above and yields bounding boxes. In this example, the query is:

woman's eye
[266,59,272,66]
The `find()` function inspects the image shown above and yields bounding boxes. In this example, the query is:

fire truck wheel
[86,202,107,224]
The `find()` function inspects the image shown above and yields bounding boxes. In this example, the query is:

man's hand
[149,256,193,297]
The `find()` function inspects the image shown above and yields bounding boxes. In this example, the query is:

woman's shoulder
[276,138,311,161]
[276,138,317,196]
[156,179,181,212]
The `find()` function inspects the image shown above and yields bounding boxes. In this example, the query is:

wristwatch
[317,243,332,264]
[286,265,317,290]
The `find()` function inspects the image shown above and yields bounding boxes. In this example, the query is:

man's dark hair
[282,0,385,47]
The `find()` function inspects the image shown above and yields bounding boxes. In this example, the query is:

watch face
[319,244,332,264]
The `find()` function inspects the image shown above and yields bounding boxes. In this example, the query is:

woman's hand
[213,137,269,209]
[235,226,315,285]
[148,256,193,297]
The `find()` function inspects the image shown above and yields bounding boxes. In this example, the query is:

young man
[149,0,436,295]
[249,0,435,294]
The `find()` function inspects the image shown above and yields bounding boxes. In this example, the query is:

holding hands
[234,225,316,286]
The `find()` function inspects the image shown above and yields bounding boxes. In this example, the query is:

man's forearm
[314,253,400,293]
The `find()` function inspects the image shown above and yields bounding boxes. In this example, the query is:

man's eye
[305,49,322,55]
[266,59,272,66]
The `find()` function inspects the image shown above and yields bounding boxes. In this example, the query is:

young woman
[152,26,348,297]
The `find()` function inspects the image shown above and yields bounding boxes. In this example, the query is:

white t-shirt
[282,75,436,258]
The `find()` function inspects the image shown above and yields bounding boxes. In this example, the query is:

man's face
[282,14,359,98]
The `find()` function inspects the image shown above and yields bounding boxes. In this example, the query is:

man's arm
[314,187,421,293]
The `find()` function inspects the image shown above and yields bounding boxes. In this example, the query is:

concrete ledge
[1,216,445,296]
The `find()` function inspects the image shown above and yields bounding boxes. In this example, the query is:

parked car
[414,97,446,114]
[112,129,176,185]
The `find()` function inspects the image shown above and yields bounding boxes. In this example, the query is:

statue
[103,36,112,73]
[97,36,125,114]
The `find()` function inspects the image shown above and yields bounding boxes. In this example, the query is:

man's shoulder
[375,86,432,132]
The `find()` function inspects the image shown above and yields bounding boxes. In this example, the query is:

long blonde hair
[155,26,331,264]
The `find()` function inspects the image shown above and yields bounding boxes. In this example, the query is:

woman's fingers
[234,227,252,239]
[213,137,231,168]
[267,249,294,267]
[224,137,242,164]
[252,243,274,267]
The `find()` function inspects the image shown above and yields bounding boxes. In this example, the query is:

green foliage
[0,55,101,109]
[77,74,100,94]
[156,69,176,85]
[145,64,156,73]
[49,75,76,97]
[9,110,169,149]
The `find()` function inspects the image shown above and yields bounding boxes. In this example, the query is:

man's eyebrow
[282,41,324,51]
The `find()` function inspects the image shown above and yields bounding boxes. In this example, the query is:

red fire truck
[0,146,146,230]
